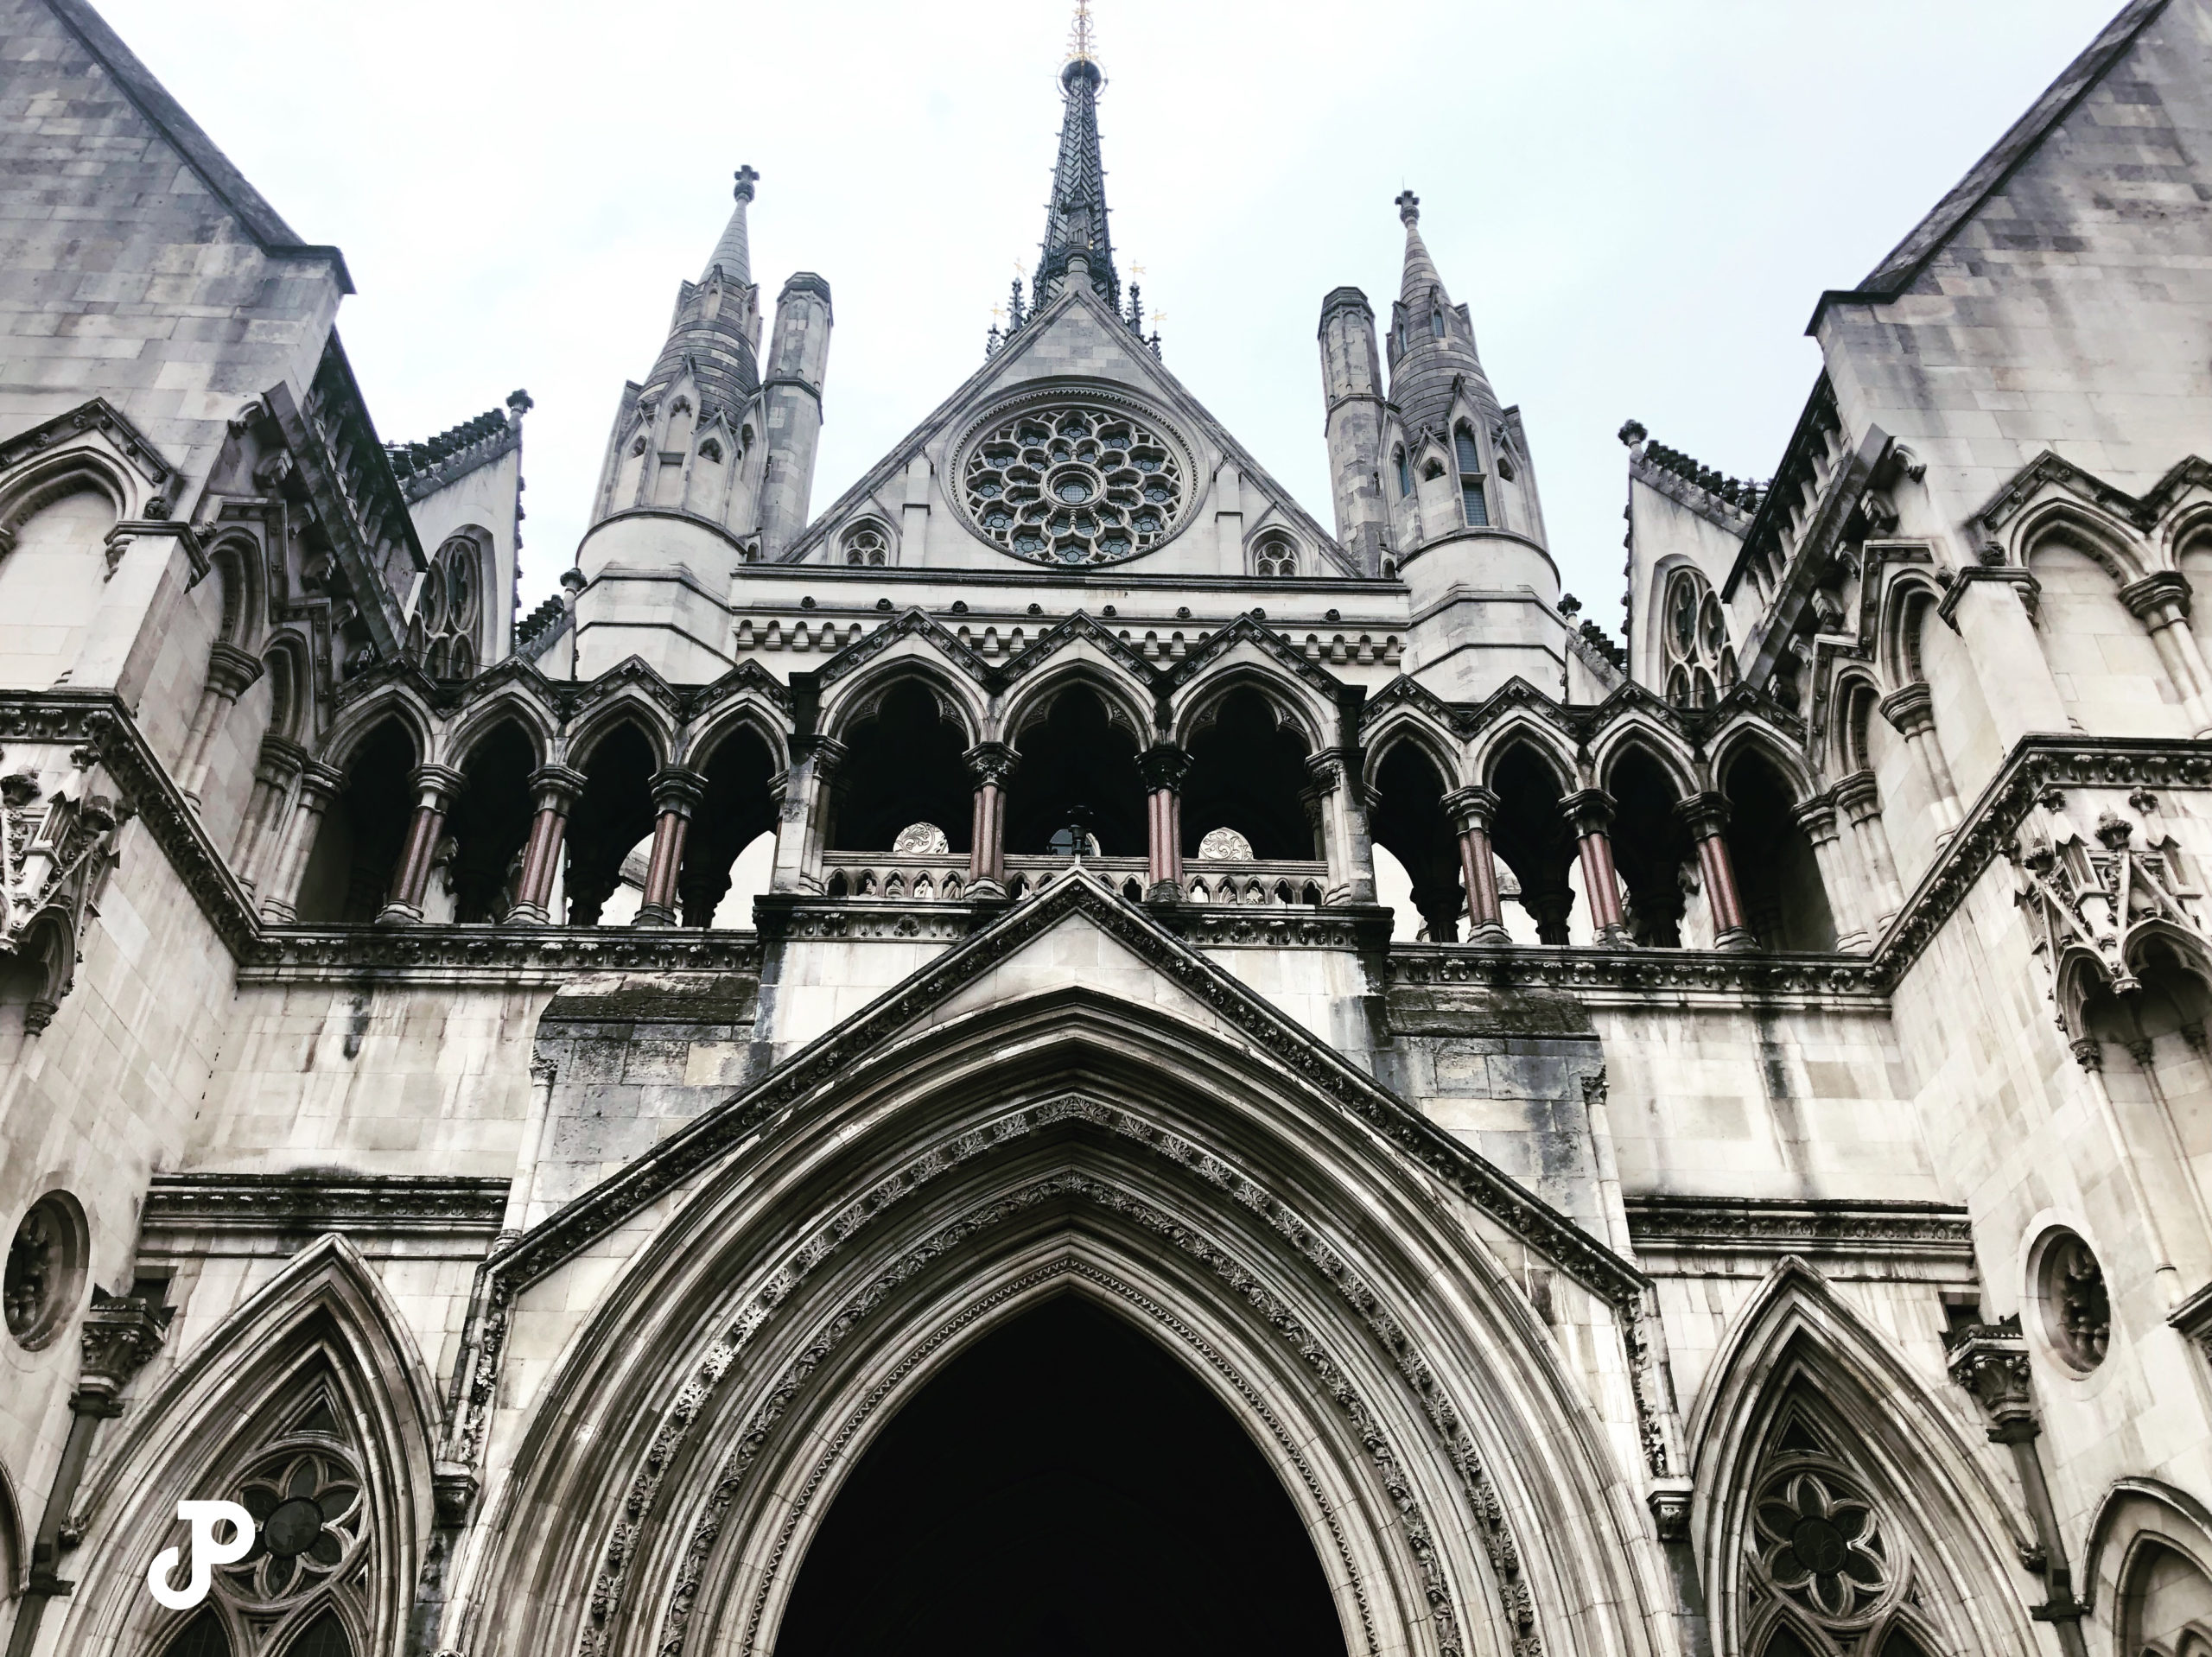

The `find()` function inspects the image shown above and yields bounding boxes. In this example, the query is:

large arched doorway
[776,1292,1346,1657]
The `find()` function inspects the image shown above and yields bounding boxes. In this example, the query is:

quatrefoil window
[963,403,1185,565]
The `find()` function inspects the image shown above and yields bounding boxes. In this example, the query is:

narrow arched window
[1253,536,1296,578]
[1393,448,1411,498]
[1454,426,1487,527]
[1430,308,1446,338]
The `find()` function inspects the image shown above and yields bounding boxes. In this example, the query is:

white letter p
[147,1500,255,1610]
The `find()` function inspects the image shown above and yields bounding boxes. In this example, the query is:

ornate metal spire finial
[1396,188,1421,226]
[733,164,759,202]
[1067,0,1096,65]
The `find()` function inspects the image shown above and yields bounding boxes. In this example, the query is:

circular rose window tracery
[963,403,1186,565]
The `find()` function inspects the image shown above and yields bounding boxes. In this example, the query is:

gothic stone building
[3,0,2212,1654]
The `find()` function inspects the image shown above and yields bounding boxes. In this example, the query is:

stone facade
[5,3,2212,1656]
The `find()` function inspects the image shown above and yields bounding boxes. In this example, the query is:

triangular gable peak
[684,656,796,719]
[1360,674,1474,740]
[998,608,1163,694]
[1808,0,2169,329]
[1161,612,1348,702]
[1459,674,1581,743]
[810,607,992,695]
[1972,449,2212,541]
[554,653,684,724]
[778,282,1357,575]
[480,868,1649,1311]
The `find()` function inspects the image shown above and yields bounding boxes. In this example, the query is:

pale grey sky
[99,0,2118,627]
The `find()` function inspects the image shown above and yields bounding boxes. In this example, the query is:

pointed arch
[2083,1478,2212,1653]
[1690,1259,2034,1657]
[1471,717,1575,795]
[1875,573,1947,693]
[1360,703,1465,794]
[440,682,556,773]
[2010,496,2150,587]
[1000,651,1155,752]
[441,981,1671,1657]
[314,683,435,777]
[817,651,987,749]
[1708,717,1818,804]
[1168,655,1333,756]
[563,690,677,776]
[0,1445,25,1597]
[1590,714,1700,801]
[1826,668,1885,781]
[59,1236,441,1657]
[261,634,312,749]
[677,691,791,778]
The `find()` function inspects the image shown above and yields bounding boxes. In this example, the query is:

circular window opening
[2032,1227,2111,1374]
[5,1190,88,1350]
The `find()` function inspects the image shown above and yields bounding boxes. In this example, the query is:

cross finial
[1068,0,1096,63]
[734,164,759,202]
[1395,189,1420,226]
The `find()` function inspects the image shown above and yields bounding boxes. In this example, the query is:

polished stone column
[377,764,467,925]
[259,759,346,924]
[635,768,706,926]
[1675,791,1755,952]
[1878,682,1962,837]
[1793,794,1870,952]
[1140,744,1191,901]
[1304,751,1376,905]
[2121,572,2212,735]
[176,642,264,804]
[1834,770,1906,928]
[506,764,588,924]
[233,734,306,895]
[1441,784,1509,946]
[1561,789,1628,946]
[964,741,1020,897]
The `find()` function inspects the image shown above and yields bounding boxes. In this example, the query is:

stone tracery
[962,403,1185,564]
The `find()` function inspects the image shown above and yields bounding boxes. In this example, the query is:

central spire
[1036,6,1119,312]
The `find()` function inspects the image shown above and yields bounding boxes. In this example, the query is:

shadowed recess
[776,1293,1346,1657]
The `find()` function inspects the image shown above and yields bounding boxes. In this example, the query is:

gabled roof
[1807,0,2169,332]
[42,0,353,293]
[483,869,1649,1309]
[779,281,1357,575]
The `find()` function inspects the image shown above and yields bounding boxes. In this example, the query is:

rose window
[1753,1469,1891,1622]
[963,404,1185,565]
[223,1450,365,1603]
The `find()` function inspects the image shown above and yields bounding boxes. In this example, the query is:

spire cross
[1068,0,1096,64]
[1395,189,1420,225]
[734,164,759,201]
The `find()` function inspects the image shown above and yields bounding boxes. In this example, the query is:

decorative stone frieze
[1624,1197,1974,1260]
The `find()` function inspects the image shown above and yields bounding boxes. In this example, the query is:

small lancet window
[1393,448,1411,498]
[1430,308,1446,338]
[1455,426,1487,527]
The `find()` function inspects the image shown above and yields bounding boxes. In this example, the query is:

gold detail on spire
[1067,0,1096,65]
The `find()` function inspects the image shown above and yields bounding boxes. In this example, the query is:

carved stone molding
[73,1288,175,1413]
[239,926,766,987]
[139,1175,511,1248]
[1624,1197,1975,1261]
[1389,943,1886,1009]
[1942,1315,2038,1444]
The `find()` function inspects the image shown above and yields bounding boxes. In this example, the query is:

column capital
[527,764,588,811]
[253,735,308,789]
[649,766,708,816]
[1877,681,1936,738]
[2121,569,2193,624]
[963,740,1020,788]
[794,733,849,778]
[1138,744,1192,791]
[74,1288,174,1410]
[1832,769,1883,822]
[1942,1315,2040,1442]
[1559,788,1615,835]
[1303,749,1351,794]
[409,764,467,809]
[1791,793,1843,842]
[1673,790,1731,840]
[297,759,348,805]
[204,641,265,698]
[1440,784,1499,833]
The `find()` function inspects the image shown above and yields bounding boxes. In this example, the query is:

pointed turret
[702,162,757,284]
[1036,47,1120,310]
[1385,190,1499,445]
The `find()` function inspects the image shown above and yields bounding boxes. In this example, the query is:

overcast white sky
[100,0,2117,626]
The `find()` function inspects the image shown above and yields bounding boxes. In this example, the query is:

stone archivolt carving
[531,1093,1581,1657]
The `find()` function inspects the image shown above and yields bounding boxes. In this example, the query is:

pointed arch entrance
[777,1292,1344,1657]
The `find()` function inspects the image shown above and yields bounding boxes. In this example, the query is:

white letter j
[147,1500,255,1610]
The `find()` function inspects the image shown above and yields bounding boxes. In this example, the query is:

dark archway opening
[680,728,779,925]
[1369,742,1463,942]
[1007,688,1145,857]
[294,719,415,924]
[827,682,973,854]
[1179,688,1315,860]
[778,1293,1346,1657]
[1607,749,1694,948]
[563,723,658,927]
[1489,744,1575,945]
[447,721,536,924]
[1722,752,1835,951]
